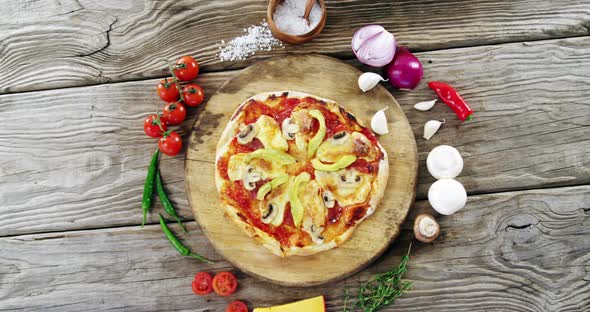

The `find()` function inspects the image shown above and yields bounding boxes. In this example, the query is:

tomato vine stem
[164,59,185,102]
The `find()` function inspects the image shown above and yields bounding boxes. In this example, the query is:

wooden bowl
[267,0,327,45]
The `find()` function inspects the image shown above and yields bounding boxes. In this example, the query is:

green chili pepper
[141,149,159,227]
[158,214,213,264]
[156,170,187,233]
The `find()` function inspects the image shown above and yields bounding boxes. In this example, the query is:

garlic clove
[427,145,463,179]
[358,72,387,92]
[414,99,437,111]
[371,107,389,135]
[423,119,444,140]
[428,178,467,215]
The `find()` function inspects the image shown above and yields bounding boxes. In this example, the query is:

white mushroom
[309,224,325,244]
[413,214,440,243]
[242,166,261,190]
[236,123,258,144]
[260,202,278,224]
[281,118,300,140]
[428,179,467,215]
[338,170,362,187]
[322,190,335,208]
[427,145,463,179]
[331,132,349,145]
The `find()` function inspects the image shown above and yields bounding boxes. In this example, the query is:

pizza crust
[215,91,389,257]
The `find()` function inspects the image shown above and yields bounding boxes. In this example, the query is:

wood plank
[0,37,589,236]
[0,185,588,311]
[1,0,590,93]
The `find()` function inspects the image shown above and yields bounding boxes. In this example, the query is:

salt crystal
[218,20,283,62]
[273,0,321,36]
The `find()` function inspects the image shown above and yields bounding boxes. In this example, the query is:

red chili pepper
[428,81,473,121]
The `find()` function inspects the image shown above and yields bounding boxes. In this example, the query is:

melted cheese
[266,182,291,226]
[316,132,377,163]
[315,169,373,207]
[227,153,285,181]
[298,180,327,228]
[255,115,288,151]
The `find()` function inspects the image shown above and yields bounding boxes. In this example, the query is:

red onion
[351,25,396,67]
[384,46,423,90]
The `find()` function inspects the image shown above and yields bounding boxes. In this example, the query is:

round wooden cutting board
[185,54,417,287]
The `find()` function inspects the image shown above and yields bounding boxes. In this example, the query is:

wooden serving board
[185,54,418,287]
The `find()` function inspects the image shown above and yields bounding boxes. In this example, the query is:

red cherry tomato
[174,56,199,81]
[157,78,180,102]
[182,84,205,107]
[162,102,187,125]
[192,272,213,296]
[226,300,248,312]
[158,131,183,156]
[143,114,167,138]
[212,272,238,297]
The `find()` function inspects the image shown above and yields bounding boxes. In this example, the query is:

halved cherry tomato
[226,300,248,312]
[182,84,205,107]
[158,131,183,156]
[192,272,213,296]
[143,114,168,138]
[212,271,238,296]
[162,102,186,125]
[174,56,199,81]
[157,78,180,102]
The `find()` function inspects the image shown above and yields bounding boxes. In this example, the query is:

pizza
[215,91,388,257]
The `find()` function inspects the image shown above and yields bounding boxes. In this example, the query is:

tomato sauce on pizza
[215,91,388,257]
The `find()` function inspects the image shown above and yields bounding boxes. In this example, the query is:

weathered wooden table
[1,1,589,311]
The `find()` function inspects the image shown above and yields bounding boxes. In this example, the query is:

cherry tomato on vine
[212,272,238,297]
[162,102,186,125]
[157,78,180,102]
[182,84,205,107]
[143,114,168,138]
[158,131,183,156]
[226,301,248,312]
[192,272,213,296]
[174,56,199,81]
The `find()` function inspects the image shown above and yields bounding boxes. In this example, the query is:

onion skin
[384,46,423,90]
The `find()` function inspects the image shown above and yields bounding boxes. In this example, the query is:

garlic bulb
[423,119,444,140]
[414,99,437,111]
[358,72,387,92]
[371,107,389,135]
[428,178,467,215]
[427,145,463,179]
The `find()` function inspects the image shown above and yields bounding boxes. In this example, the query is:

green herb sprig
[344,244,412,312]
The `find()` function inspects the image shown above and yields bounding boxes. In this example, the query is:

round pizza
[215,91,388,257]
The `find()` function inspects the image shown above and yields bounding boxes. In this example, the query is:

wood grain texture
[0,185,588,311]
[185,55,418,286]
[0,37,588,237]
[1,0,589,93]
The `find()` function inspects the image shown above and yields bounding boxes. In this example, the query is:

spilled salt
[273,0,321,35]
[218,20,283,62]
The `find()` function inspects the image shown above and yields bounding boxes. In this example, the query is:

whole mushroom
[427,145,463,179]
[428,178,467,215]
[413,214,440,243]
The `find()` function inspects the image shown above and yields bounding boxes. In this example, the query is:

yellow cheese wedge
[253,296,325,312]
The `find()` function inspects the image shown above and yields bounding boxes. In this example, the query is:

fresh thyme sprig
[344,244,412,312]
